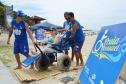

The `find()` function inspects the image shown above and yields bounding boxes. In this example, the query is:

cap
[17,10,25,17]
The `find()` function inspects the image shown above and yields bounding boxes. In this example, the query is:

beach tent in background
[29,16,46,21]
[79,23,126,84]
[26,16,46,25]
[30,21,62,31]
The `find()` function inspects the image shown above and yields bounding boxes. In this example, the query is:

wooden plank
[13,67,62,82]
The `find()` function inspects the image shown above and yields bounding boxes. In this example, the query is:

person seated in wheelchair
[31,27,60,54]
[47,27,61,47]
[46,28,70,54]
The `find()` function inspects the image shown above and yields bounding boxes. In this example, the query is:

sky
[1,0,126,30]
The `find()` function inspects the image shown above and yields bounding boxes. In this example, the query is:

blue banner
[79,23,126,84]
[35,28,44,40]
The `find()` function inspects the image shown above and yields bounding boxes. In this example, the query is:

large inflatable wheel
[35,56,50,71]
[57,54,71,71]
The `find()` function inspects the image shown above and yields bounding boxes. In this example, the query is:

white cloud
[1,0,126,30]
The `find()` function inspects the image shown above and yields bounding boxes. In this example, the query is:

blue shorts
[73,41,84,52]
[14,40,29,55]
[69,39,74,48]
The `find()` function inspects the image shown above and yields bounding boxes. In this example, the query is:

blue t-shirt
[63,21,71,29]
[63,21,71,41]
[11,19,27,42]
[71,20,85,43]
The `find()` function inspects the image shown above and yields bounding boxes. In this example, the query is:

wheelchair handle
[34,44,43,54]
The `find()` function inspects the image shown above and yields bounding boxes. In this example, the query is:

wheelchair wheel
[57,54,71,71]
[47,53,55,65]
[35,56,50,71]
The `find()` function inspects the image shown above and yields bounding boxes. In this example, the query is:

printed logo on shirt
[65,25,70,29]
[20,26,23,29]
[14,29,21,35]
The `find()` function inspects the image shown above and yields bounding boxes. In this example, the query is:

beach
[0,32,126,84]
[0,32,97,84]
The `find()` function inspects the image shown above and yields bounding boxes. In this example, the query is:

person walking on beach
[7,10,36,69]
[67,12,85,67]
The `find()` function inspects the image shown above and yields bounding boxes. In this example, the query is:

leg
[79,52,84,65]
[74,52,80,66]
[76,42,84,66]
[20,40,33,68]
[14,41,22,69]
[73,43,84,66]
[15,54,22,69]
[24,53,34,69]
[78,43,84,65]
[71,48,74,61]
[65,50,68,55]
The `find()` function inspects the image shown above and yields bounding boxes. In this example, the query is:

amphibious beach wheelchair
[22,34,71,71]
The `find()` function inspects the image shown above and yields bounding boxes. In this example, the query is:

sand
[1,32,126,84]
[0,32,98,84]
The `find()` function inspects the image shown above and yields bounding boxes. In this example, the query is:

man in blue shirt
[7,11,36,69]
[67,12,85,67]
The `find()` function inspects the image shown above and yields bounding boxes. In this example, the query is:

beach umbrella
[28,16,46,21]
[30,21,62,31]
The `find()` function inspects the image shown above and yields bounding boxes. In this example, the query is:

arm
[25,23,35,44]
[70,24,79,38]
[73,24,79,31]
[53,34,61,44]
[63,22,65,29]
[63,22,69,31]
[7,26,13,44]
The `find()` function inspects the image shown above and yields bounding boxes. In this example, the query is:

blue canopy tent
[30,21,62,31]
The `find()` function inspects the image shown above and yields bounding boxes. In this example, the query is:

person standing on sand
[63,12,74,56]
[67,12,85,67]
[7,10,36,69]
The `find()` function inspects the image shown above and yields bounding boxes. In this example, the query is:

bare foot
[29,67,33,69]
[72,65,80,70]
[80,62,84,66]
[14,66,22,70]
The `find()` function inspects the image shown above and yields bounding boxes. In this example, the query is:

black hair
[64,12,69,16]
[68,12,74,18]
